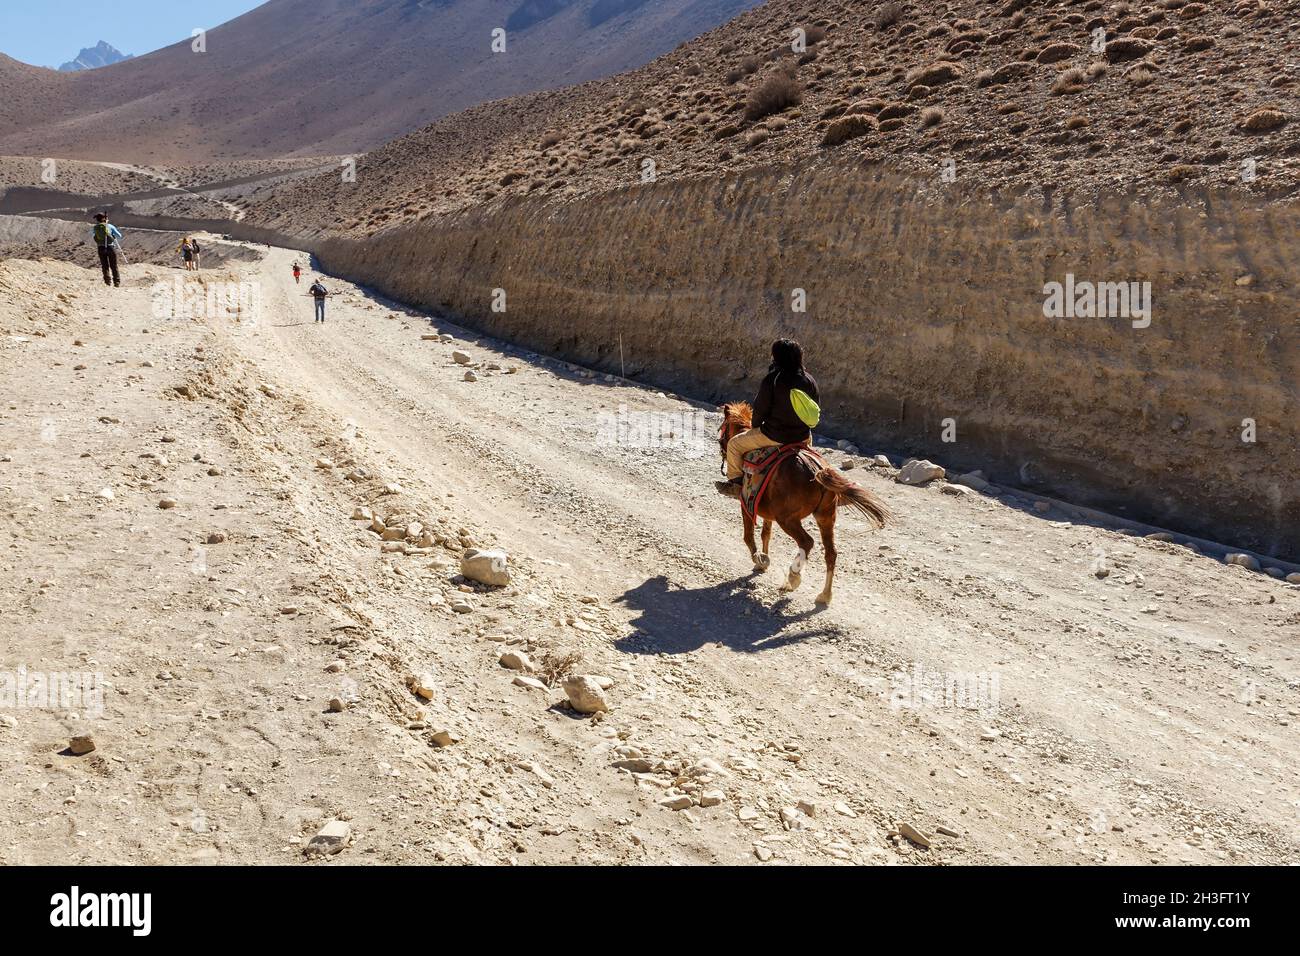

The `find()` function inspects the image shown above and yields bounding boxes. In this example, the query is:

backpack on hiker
[790,388,820,428]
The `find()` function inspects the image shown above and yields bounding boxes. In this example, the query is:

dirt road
[1,243,1296,865]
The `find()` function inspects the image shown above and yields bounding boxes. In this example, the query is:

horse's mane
[722,401,753,427]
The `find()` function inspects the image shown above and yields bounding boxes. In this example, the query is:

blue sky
[0,1,266,68]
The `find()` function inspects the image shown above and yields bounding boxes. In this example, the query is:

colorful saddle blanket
[740,442,821,519]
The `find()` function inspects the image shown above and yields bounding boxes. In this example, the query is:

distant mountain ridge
[0,0,761,163]
[58,41,133,72]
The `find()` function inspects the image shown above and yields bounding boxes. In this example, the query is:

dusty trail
[239,246,1298,864]
[1,244,1296,865]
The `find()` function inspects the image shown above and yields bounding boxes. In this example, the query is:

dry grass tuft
[876,2,906,29]
[539,649,584,688]
[1240,107,1287,132]
[1052,68,1088,95]
[1127,64,1157,87]
[821,113,877,146]
[744,70,803,121]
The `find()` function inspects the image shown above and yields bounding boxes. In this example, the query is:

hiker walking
[191,237,202,270]
[91,213,123,288]
[308,278,331,323]
[178,237,196,271]
[292,262,302,285]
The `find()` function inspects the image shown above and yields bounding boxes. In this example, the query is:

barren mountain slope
[0,0,761,163]
[252,0,1300,236]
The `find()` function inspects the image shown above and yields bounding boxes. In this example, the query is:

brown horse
[718,402,890,605]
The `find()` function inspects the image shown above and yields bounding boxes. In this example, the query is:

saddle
[740,442,822,519]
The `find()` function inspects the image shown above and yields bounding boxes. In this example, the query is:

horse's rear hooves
[752,553,771,572]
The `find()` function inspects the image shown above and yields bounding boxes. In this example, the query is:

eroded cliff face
[315,162,1298,557]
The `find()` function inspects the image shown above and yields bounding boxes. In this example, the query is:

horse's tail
[814,467,891,528]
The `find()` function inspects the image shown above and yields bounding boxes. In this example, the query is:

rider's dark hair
[771,338,803,375]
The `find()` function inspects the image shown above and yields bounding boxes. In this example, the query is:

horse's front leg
[743,511,769,572]
[760,519,773,570]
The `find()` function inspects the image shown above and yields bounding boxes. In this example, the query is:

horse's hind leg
[777,516,815,593]
[813,500,838,606]
[743,511,769,571]
[760,519,773,570]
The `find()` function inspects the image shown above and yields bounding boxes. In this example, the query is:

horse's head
[718,401,754,461]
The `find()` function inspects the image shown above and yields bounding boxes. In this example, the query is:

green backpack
[93,222,112,246]
[791,388,820,428]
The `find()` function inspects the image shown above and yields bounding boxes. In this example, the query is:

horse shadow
[613,574,837,657]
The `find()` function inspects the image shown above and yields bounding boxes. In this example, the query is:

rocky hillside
[253,0,1299,236]
[0,0,761,162]
[242,0,1300,559]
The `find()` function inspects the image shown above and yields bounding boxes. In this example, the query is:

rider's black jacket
[752,366,818,445]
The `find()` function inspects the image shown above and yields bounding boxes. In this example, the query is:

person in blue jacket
[91,213,123,288]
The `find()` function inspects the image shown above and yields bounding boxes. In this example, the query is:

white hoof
[781,549,807,592]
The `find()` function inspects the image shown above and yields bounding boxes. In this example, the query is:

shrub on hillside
[1052,68,1087,95]
[744,71,803,121]
[919,106,945,128]
[1241,107,1287,132]
[876,2,905,29]
[1127,64,1157,87]
[822,113,877,146]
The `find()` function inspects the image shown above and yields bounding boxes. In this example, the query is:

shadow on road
[614,574,837,656]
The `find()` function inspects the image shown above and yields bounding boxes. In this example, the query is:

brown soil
[0,246,1296,864]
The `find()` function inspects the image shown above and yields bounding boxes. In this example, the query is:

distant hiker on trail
[178,238,196,271]
[292,262,302,284]
[191,237,202,270]
[308,279,331,323]
[91,213,123,288]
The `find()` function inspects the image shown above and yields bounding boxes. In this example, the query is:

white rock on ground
[305,820,352,856]
[897,459,945,485]
[460,549,511,587]
[409,673,437,700]
[953,471,991,492]
[499,651,533,672]
[562,675,610,714]
[1225,553,1261,572]
[897,821,932,848]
